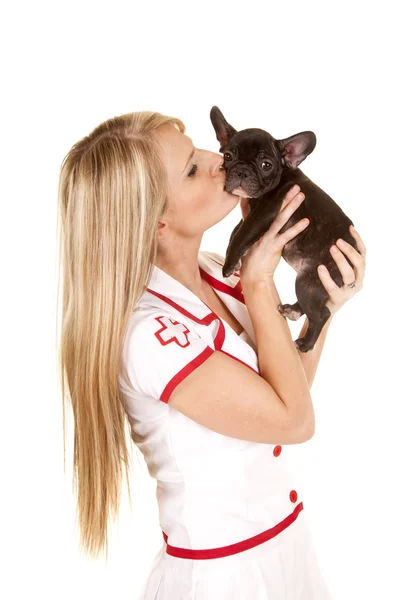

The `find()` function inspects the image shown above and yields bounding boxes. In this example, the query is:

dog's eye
[223,152,233,162]
[261,161,272,170]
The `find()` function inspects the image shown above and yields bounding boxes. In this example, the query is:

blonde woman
[57,110,366,599]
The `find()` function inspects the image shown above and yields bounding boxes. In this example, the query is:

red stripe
[147,288,227,352]
[148,289,218,325]
[199,267,245,304]
[162,502,304,559]
[159,334,258,403]
[149,265,257,401]
[149,294,258,400]
[160,346,215,403]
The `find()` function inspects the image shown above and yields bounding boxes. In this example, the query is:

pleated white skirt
[138,510,334,600]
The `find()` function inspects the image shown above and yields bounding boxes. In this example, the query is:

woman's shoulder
[199,249,226,266]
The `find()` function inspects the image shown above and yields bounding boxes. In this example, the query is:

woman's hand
[240,191,367,316]
[317,225,367,316]
[239,186,309,286]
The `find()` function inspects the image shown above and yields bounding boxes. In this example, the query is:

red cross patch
[153,316,191,348]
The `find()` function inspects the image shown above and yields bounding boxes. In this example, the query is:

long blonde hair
[56,111,185,561]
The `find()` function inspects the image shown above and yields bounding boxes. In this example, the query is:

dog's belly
[282,243,315,273]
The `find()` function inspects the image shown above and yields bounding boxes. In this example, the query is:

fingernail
[292,185,300,193]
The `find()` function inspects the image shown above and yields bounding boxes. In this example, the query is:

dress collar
[137,251,256,346]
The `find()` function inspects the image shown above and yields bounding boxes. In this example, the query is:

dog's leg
[292,271,331,352]
[278,301,304,321]
[223,203,282,278]
[294,305,331,352]
[223,182,301,278]
[226,220,242,251]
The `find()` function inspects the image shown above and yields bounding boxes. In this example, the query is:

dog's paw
[278,303,302,321]
[222,258,241,278]
[294,337,315,353]
[222,265,233,278]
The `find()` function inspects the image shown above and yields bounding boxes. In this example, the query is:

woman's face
[154,124,239,241]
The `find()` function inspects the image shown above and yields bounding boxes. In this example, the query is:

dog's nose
[236,166,251,179]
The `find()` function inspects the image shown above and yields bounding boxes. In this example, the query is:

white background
[1,1,399,598]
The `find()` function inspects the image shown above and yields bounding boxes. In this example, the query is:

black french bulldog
[210,105,360,353]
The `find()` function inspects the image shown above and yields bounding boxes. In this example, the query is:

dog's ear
[210,106,237,152]
[276,131,316,169]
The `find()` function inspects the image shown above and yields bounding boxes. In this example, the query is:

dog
[210,105,360,353]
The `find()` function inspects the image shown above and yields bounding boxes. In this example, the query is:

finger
[329,245,356,284]
[286,184,301,201]
[332,239,366,288]
[277,217,310,246]
[334,238,365,285]
[273,193,305,232]
[349,225,367,258]
[335,236,365,264]
[280,185,301,211]
[317,264,340,294]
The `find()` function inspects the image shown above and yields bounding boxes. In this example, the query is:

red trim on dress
[199,267,245,304]
[147,289,218,325]
[149,261,256,401]
[161,502,304,559]
[160,346,215,403]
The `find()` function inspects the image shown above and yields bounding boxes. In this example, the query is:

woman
[57,110,366,599]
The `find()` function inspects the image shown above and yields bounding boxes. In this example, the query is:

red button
[273,445,282,457]
[290,490,298,503]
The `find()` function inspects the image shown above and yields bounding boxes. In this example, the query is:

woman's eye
[188,164,198,177]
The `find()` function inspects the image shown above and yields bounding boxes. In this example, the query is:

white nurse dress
[119,250,333,599]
